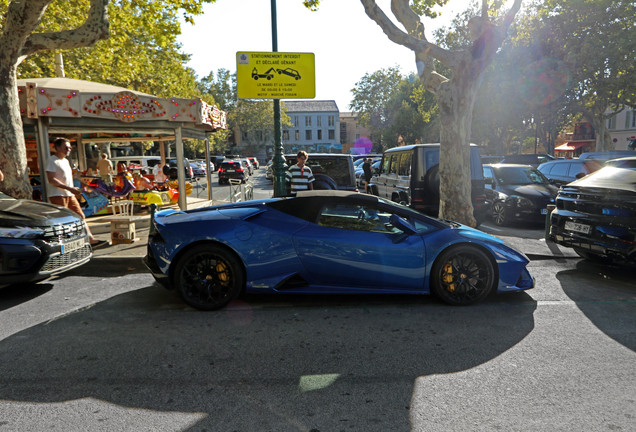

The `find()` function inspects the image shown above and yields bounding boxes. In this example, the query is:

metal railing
[226,179,254,203]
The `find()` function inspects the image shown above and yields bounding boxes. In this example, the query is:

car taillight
[218,168,225,173]
[475,195,487,207]
[237,168,244,172]
[411,198,424,203]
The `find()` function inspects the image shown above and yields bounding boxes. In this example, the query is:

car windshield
[493,166,550,185]
[286,157,351,185]
[605,159,636,169]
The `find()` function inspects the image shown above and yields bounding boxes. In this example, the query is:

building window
[241,131,248,140]
[607,115,616,129]
[317,116,322,127]
[294,116,299,127]
[328,130,335,140]
[328,116,335,126]
[295,130,299,140]
[356,134,361,140]
[256,131,263,140]
[305,116,312,126]
[283,130,289,140]
[632,111,636,128]
[306,130,312,140]
[317,130,322,140]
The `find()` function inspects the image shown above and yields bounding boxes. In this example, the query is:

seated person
[132,173,154,190]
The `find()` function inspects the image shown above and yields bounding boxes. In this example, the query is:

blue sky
[177,0,476,111]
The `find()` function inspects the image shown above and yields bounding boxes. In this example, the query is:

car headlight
[0,227,45,239]
[511,195,534,207]
[495,191,508,200]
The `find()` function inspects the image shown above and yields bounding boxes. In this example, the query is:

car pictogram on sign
[276,68,301,80]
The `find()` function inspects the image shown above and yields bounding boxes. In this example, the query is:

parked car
[248,157,260,170]
[537,159,604,186]
[283,153,357,192]
[355,159,381,189]
[550,166,636,265]
[483,164,558,226]
[241,158,254,176]
[0,191,92,288]
[500,153,555,167]
[265,160,274,181]
[189,162,205,178]
[371,144,487,225]
[603,156,636,169]
[217,160,248,184]
[166,158,194,180]
[578,151,636,161]
[144,190,534,310]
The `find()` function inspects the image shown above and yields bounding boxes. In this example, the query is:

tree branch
[360,0,461,69]
[19,0,110,59]
[2,0,51,60]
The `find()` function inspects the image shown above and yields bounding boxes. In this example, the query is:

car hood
[567,167,636,193]
[0,198,80,228]
[498,184,558,198]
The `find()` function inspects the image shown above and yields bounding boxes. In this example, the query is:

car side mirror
[575,172,586,179]
[389,214,417,236]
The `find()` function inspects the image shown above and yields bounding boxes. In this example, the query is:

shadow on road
[558,260,636,352]
[0,283,54,312]
[0,286,537,431]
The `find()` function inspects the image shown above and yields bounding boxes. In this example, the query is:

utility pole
[271,0,287,197]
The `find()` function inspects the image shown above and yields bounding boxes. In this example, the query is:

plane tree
[0,0,215,199]
[360,0,522,226]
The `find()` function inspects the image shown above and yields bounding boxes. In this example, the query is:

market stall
[17,77,227,210]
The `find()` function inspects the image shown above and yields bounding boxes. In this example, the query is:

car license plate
[541,208,548,215]
[564,221,591,234]
[62,238,86,254]
[227,169,235,172]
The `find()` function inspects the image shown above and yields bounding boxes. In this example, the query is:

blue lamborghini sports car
[144,191,534,310]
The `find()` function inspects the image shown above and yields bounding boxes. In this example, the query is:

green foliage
[228,99,291,156]
[198,68,237,111]
[1,0,215,99]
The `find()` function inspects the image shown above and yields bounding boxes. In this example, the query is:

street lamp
[270,0,286,197]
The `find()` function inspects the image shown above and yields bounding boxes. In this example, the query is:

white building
[281,100,341,153]
[607,109,636,150]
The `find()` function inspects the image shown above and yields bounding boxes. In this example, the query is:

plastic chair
[112,200,134,216]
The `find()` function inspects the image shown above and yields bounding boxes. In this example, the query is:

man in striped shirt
[285,151,315,195]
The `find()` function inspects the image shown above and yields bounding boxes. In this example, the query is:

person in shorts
[96,153,114,184]
[46,138,106,247]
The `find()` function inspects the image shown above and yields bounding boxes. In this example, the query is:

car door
[483,166,497,205]
[293,202,425,290]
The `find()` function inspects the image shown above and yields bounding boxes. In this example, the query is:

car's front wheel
[431,246,495,305]
[174,244,245,310]
[492,202,507,226]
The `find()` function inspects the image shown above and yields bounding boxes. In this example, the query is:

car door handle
[298,239,323,246]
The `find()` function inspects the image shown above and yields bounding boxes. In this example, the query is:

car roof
[484,163,534,168]
[384,143,478,154]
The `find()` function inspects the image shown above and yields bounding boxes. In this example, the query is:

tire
[492,202,507,226]
[313,173,338,190]
[174,244,245,311]
[424,164,440,199]
[431,246,496,306]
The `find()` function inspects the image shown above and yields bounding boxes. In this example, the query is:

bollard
[545,204,556,242]
[149,203,157,235]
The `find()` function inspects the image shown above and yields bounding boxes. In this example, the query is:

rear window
[285,157,352,186]
[222,162,240,169]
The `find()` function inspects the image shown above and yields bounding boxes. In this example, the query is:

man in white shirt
[46,138,105,247]
[153,162,166,184]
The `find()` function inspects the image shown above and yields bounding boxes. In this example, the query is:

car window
[398,152,412,176]
[568,163,587,177]
[317,203,404,234]
[426,150,440,170]
[287,157,352,185]
[388,154,399,175]
[550,163,568,176]
[538,164,552,174]
[493,166,550,185]
[380,156,391,174]
[483,166,494,187]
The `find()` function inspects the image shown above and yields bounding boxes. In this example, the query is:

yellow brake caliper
[216,261,230,286]
[443,262,456,292]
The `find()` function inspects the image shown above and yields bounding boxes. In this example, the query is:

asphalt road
[1,169,635,431]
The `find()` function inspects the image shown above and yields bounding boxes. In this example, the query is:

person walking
[46,138,107,247]
[363,158,373,193]
[285,151,315,195]
[96,153,114,183]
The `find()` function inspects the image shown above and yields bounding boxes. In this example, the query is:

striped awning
[554,141,593,152]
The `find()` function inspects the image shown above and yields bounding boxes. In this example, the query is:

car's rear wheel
[492,202,507,226]
[431,246,495,305]
[313,174,338,190]
[174,244,245,310]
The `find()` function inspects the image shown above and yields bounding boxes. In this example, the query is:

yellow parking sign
[236,52,315,99]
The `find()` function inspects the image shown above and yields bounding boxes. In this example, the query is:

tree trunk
[0,64,31,199]
[590,117,613,152]
[435,59,484,227]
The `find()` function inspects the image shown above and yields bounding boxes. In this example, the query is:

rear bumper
[143,247,172,289]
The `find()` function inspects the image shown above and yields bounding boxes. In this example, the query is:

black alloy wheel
[174,245,245,310]
[431,246,495,305]
[492,202,507,226]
